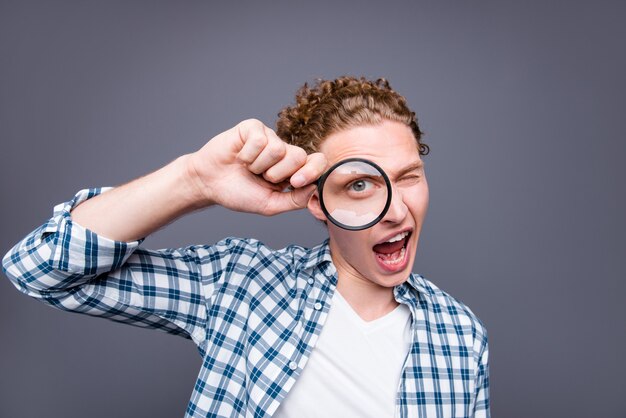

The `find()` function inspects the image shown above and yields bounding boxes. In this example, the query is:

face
[308,120,429,289]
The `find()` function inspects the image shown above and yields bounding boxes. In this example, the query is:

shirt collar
[303,240,433,304]
[302,238,334,271]
[394,273,434,307]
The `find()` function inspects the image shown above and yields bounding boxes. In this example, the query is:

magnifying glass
[317,158,392,231]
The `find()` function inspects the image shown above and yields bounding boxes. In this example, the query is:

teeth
[379,247,406,265]
[386,231,409,243]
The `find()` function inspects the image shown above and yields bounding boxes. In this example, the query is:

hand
[187,119,327,215]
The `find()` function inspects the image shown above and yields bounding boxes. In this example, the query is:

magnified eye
[347,178,373,194]
[319,158,391,230]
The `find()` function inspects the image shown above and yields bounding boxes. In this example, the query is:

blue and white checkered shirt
[3,188,489,418]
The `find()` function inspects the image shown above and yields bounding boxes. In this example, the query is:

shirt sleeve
[2,188,211,347]
[473,333,490,417]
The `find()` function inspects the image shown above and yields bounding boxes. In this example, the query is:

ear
[307,191,327,222]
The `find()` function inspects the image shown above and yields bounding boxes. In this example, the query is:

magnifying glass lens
[320,160,390,230]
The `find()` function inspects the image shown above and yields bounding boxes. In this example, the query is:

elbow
[2,244,55,298]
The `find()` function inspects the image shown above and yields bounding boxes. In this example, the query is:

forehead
[319,120,422,173]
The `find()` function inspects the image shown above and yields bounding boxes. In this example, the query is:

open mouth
[372,230,411,266]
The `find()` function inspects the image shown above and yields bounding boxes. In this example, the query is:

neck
[335,274,399,322]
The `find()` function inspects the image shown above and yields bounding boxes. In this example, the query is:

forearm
[71,154,208,242]
[2,188,142,295]
[2,188,211,341]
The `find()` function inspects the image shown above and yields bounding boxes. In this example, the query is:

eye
[346,178,374,195]
[350,179,369,192]
[399,174,421,186]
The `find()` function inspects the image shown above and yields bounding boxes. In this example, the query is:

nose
[381,186,408,224]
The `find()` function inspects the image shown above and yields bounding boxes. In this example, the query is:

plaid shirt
[3,188,489,418]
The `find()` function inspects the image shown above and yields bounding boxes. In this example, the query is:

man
[3,76,489,417]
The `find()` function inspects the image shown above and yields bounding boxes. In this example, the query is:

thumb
[265,184,317,215]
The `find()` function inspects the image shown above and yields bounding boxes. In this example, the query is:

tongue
[373,239,405,254]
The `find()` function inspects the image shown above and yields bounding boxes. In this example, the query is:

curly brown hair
[276,76,429,156]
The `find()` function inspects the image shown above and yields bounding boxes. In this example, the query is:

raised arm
[71,118,327,242]
[2,119,327,345]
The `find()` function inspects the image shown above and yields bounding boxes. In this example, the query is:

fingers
[236,121,291,176]
[236,119,271,164]
[260,153,327,215]
[262,145,306,183]
[289,152,327,188]
[235,119,328,187]
[263,184,318,215]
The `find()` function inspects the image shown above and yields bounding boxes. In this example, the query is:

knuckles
[238,118,264,129]
[263,170,282,184]
[308,152,328,174]
[288,146,307,166]
[248,134,268,149]
[267,142,286,160]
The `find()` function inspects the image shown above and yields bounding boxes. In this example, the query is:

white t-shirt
[273,290,412,418]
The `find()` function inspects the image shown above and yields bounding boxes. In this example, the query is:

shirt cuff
[45,187,143,275]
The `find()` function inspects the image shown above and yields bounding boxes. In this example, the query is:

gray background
[1,1,624,417]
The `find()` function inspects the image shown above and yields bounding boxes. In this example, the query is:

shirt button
[288,361,298,371]
[314,302,322,310]
[307,278,314,285]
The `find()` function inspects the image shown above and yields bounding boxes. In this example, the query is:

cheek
[409,186,429,218]
[328,227,372,257]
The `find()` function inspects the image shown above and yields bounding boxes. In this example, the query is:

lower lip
[374,239,411,273]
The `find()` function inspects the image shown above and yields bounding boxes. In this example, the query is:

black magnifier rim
[317,157,392,231]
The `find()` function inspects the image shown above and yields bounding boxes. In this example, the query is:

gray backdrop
[1,1,624,417]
